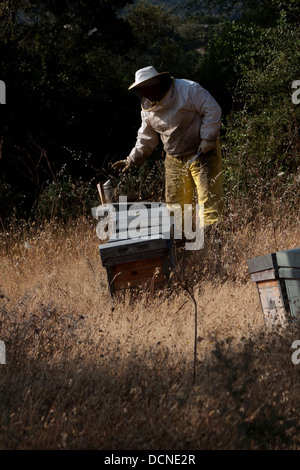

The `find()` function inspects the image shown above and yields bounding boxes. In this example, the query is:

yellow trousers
[165,138,224,227]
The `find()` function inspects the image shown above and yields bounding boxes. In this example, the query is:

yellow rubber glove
[198,139,216,154]
[111,159,135,173]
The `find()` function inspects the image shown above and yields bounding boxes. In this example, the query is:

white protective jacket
[127,78,221,165]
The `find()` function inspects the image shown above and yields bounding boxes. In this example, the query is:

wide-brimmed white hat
[128,66,170,90]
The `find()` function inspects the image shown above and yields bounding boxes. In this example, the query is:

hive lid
[99,235,171,264]
[247,247,300,273]
[276,248,300,268]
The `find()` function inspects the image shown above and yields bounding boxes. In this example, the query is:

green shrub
[32,165,99,221]
[219,12,300,198]
[113,149,165,202]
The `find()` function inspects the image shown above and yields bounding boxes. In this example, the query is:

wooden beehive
[92,202,176,296]
[247,248,300,328]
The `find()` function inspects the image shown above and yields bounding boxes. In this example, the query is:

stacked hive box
[247,247,300,328]
[92,202,176,296]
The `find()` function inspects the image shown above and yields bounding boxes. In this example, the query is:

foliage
[219,9,300,196]
[0,0,299,219]
[113,148,166,202]
[123,0,202,79]
[0,0,137,211]
[31,165,99,221]
[123,0,300,202]
[0,177,26,223]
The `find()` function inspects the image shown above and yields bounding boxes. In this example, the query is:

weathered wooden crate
[93,202,176,296]
[247,248,300,328]
[100,236,175,294]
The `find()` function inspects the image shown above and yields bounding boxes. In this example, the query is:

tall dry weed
[0,194,300,449]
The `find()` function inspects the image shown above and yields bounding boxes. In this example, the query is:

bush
[113,149,165,202]
[32,165,99,221]
[218,12,300,198]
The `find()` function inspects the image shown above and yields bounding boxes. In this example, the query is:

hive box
[247,248,300,328]
[99,235,175,295]
[92,202,176,295]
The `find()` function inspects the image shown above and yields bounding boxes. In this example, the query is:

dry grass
[0,196,300,450]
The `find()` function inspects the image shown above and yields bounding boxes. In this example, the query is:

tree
[0,0,136,216]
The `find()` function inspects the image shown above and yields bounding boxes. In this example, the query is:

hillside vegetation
[0,0,299,218]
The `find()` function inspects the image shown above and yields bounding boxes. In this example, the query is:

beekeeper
[112,66,224,227]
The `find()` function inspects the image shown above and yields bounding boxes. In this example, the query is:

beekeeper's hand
[198,139,216,154]
[112,159,135,173]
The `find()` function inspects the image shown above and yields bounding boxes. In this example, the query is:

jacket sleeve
[127,112,159,166]
[188,82,222,142]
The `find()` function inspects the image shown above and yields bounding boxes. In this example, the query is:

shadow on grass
[1,296,300,450]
